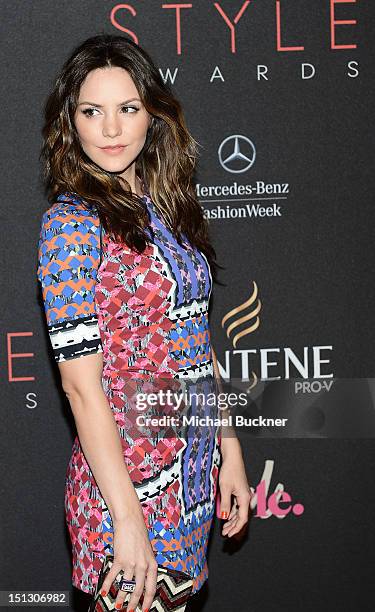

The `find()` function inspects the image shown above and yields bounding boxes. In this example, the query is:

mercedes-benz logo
[218,135,256,173]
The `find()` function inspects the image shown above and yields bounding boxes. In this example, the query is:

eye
[81,108,98,117]
[121,105,139,113]
[81,106,139,117]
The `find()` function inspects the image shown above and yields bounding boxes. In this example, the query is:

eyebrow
[78,98,141,107]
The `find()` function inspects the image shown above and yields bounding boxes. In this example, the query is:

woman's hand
[218,437,253,538]
[100,506,158,611]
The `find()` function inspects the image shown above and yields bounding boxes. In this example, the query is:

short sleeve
[37,199,103,363]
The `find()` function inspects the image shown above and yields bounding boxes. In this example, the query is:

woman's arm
[37,204,158,610]
[211,346,242,456]
[211,346,252,536]
[59,353,141,522]
[59,353,159,610]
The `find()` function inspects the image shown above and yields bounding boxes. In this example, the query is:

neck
[119,173,144,197]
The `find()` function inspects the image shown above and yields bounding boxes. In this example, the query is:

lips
[100,145,126,155]
[101,145,125,150]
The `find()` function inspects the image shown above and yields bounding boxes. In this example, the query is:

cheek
[132,114,151,139]
[74,116,95,144]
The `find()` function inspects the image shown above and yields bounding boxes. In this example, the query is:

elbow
[62,383,80,401]
[61,382,86,412]
[61,376,103,407]
[61,383,95,420]
[60,372,81,399]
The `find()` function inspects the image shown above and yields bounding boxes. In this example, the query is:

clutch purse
[88,554,194,612]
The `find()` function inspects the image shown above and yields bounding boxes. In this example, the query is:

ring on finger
[117,578,137,593]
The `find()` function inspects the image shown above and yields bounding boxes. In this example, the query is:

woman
[37,34,252,611]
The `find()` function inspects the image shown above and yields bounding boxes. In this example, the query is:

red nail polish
[100,589,107,596]
[221,511,229,519]
[115,604,122,610]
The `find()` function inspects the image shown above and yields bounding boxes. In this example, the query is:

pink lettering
[8,332,35,382]
[214,1,251,54]
[330,0,357,49]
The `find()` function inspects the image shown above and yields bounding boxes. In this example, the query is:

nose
[102,112,122,138]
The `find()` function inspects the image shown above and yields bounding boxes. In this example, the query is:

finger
[124,565,147,611]
[141,562,158,611]
[222,510,238,530]
[218,487,232,520]
[114,566,136,610]
[226,494,251,537]
[222,513,239,534]
[222,502,238,533]
[100,563,125,599]
[223,520,239,537]
[224,495,247,536]
[224,496,239,522]
[227,500,238,521]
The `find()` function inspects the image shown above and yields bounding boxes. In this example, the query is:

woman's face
[74,66,151,182]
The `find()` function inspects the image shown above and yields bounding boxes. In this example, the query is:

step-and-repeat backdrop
[2,1,374,610]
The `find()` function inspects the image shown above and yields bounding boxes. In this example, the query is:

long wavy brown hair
[40,33,224,284]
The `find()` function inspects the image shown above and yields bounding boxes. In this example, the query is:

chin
[97,157,131,172]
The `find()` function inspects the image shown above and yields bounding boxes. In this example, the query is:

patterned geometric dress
[37,190,222,595]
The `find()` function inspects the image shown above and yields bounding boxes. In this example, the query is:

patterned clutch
[88,554,194,612]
